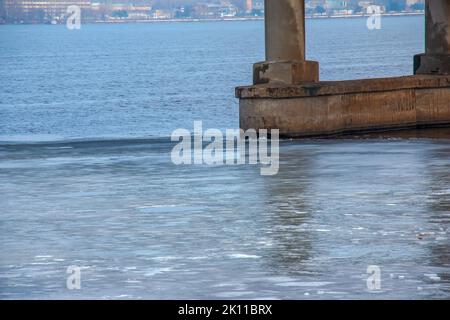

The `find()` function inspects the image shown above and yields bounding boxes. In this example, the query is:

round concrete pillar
[253,0,319,85]
[265,0,305,61]
[425,0,450,54]
[414,0,450,75]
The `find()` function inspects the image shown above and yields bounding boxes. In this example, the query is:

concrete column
[253,0,319,85]
[414,0,450,75]
[264,0,305,61]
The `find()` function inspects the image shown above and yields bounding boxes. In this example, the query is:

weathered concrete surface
[236,75,450,137]
[414,0,450,75]
[253,60,319,85]
[265,0,305,61]
[256,0,319,85]
[239,0,449,137]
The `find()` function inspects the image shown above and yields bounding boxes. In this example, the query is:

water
[1,16,449,299]
[0,16,424,140]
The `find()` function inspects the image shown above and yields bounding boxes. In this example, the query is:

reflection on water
[0,128,448,299]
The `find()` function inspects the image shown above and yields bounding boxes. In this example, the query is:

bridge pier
[415,0,450,75]
[236,0,450,138]
[253,0,319,85]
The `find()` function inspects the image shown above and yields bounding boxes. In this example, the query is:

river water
[0,16,449,299]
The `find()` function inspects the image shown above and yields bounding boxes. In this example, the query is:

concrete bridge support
[415,0,450,75]
[253,0,319,85]
[237,0,450,138]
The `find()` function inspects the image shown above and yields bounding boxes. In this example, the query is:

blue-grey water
[1,16,449,299]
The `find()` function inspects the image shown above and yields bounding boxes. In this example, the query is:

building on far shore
[246,0,252,12]
[109,2,152,20]
[3,0,91,23]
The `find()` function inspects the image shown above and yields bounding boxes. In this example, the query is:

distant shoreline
[307,11,424,19]
[0,11,424,25]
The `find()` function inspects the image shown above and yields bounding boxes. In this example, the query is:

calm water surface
[0,16,449,299]
[0,15,425,140]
